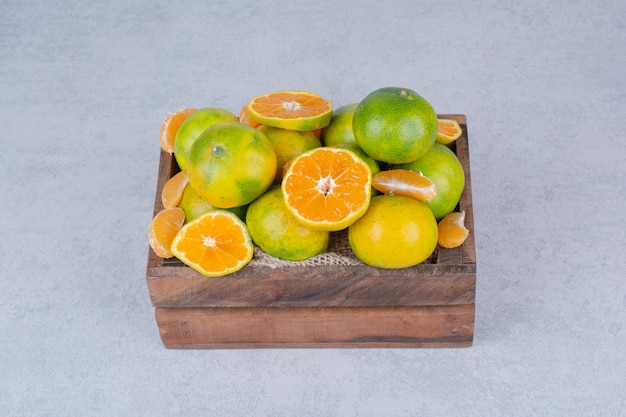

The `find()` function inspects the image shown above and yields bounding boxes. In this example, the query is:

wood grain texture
[147,268,475,308]
[155,304,475,349]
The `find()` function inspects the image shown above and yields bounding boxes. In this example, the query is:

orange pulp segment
[247,90,333,131]
[148,207,185,258]
[281,147,372,231]
[170,210,253,277]
[159,107,197,153]
[437,211,469,248]
[372,169,437,202]
[436,118,462,145]
[161,170,189,209]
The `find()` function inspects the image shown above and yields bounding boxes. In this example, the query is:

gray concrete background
[1,1,625,416]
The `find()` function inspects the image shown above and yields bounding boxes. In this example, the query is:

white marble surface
[1,1,625,415]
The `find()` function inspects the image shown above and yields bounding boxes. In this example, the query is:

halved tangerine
[247,90,333,131]
[437,211,469,248]
[161,170,188,209]
[281,147,372,231]
[159,107,197,153]
[148,207,185,258]
[372,169,437,202]
[170,210,254,277]
[436,118,462,145]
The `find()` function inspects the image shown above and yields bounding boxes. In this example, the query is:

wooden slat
[147,267,475,307]
[155,304,475,349]
[450,116,476,266]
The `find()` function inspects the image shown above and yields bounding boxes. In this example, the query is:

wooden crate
[146,114,476,348]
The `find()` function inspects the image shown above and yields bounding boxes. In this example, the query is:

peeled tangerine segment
[436,118,462,145]
[437,211,469,248]
[372,169,437,202]
[159,107,197,153]
[161,170,189,209]
[148,207,186,258]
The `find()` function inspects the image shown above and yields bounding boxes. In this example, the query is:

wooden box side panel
[443,115,476,267]
[155,304,475,349]
[147,268,475,308]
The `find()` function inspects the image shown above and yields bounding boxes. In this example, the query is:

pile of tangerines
[149,87,469,277]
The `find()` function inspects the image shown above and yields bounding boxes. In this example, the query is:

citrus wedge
[437,211,469,248]
[170,210,253,277]
[159,107,197,154]
[247,90,333,131]
[161,170,188,209]
[148,207,185,258]
[281,147,372,231]
[436,118,462,145]
[372,169,437,202]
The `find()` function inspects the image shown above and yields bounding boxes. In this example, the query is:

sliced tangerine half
[437,211,469,248]
[148,207,185,258]
[159,107,197,153]
[247,90,333,131]
[372,169,437,202]
[436,118,462,145]
[281,147,372,231]
[161,170,188,209]
[170,210,254,277]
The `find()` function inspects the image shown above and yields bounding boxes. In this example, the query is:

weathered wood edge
[155,304,475,349]
[147,270,476,307]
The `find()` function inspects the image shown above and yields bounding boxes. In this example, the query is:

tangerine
[353,87,437,164]
[281,147,372,231]
[246,186,329,261]
[170,210,253,277]
[247,90,333,131]
[187,122,277,208]
[348,195,438,269]
[256,125,322,184]
[321,103,359,147]
[178,184,247,223]
[173,107,238,170]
